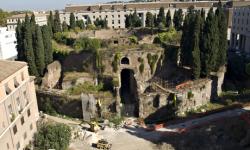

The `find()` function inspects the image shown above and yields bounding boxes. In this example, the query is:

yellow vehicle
[96,139,112,150]
[89,121,100,132]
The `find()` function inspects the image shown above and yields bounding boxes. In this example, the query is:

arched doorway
[121,57,130,65]
[120,69,139,117]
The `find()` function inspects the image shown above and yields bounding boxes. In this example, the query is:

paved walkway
[157,106,250,132]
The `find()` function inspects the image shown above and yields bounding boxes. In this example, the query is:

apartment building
[61,1,221,29]
[6,13,47,31]
[0,60,39,150]
[0,27,17,60]
[230,5,250,54]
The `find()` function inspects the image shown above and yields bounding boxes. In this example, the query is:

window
[23,91,28,105]
[5,83,11,95]
[21,116,24,125]
[16,142,20,150]
[6,143,9,149]
[21,72,25,81]
[16,97,21,112]
[30,123,33,130]
[23,132,27,139]
[13,125,17,135]
[27,109,31,117]
[8,104,13,115]
[112,15,114,18]
[118,20,120,24]
[112,20,114,24]
[118,15,120,18]
[14,77,19,88]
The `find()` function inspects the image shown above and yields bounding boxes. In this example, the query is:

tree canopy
[34,123,71,150]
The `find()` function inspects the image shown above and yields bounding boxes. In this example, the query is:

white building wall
[60,7,212,29]
[230,6,250,53]
[0,27,17,60]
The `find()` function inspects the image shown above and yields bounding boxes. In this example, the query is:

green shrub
[187,91,194,99]
[129,35,138,44]
[73,37,100,52]
[147,53,158,74]
[112,52,121,73]
[67,82,104,95]
[34,123,71,150]
[112,78,119,87]
[153,27,181,45]
[139,63,145,74]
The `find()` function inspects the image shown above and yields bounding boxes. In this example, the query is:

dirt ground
[69,116,250,150]
[69,126,160,150]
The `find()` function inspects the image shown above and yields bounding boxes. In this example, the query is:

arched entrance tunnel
[120,69,139,117]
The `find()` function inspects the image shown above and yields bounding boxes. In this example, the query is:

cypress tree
[125,14,132,28]
[86,16,92,25]
[132,10,142,27]
[16,19,25,61]
[30,13,36,42]
[76,20,85,29]
[166,9,171,28]
[215,4,227,68]
[33,25,45,76]
[23,14,38,76]
[153,14,157,27]
[191,13,201,79]
[157,7,166,26]
[47,11,54,36]
[145,12,154,27]
[41,25,53,66]
[53,10,61,33]
[62,21,68,32]
[202,8,219,76]
[173,9,183,30]
[180,10,195,67]
[69,12,76,29]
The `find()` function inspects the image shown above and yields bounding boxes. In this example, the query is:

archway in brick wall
[120,69,139,117]
[121,57,130,65]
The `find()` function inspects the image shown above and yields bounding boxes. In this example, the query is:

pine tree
[53,10,61,33]
[157,7,166,27]
[215,3,227,69]
[145,12,154,27]
[69,12,76,29]
[62,21,68,32]
[23,14,38,76]
[166,9,171,28]
[192,13,201,79]
[33,25,45,76]
[47,11,54,36]
[41,25,53,66]
[16,19,25,61]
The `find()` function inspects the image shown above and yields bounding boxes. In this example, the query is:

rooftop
[7,13,47,19]
[0,60,27,82]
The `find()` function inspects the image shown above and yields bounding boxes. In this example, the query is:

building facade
[6,13,47,31]
[0,60,39,150]
[0,27,17,60]
[230,6,250,54]
[61,1,221,29]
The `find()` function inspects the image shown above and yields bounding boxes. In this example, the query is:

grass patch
[67,82,103,95]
